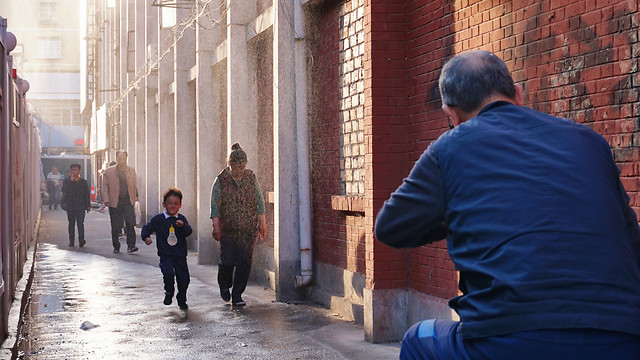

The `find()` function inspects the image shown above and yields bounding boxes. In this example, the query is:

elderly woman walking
[210,143,267,306]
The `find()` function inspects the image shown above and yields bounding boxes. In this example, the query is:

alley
[17,208,400,359]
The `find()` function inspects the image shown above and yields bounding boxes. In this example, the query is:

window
[161,6,176,28]
[40,2,57,25]
[37,37,61,59]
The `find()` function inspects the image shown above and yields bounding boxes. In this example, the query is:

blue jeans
[401,319,640,360]
[48,188,61,209]
[66,208,86,244]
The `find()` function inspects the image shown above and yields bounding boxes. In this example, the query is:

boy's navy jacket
[375,101,640,339]
[141,212,192,257]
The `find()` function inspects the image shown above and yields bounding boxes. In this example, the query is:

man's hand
[176,219,184,227]
[211,217,220,241]
[258,214,267,239]
[86,207,91,213]
[144,237,152,245]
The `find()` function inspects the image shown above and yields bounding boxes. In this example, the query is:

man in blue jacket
[375,50,640,359]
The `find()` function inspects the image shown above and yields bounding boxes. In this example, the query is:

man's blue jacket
[375,101,640,339]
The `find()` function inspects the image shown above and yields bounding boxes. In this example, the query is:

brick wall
[339,0,366,196]
[401,0,639,299]
[308,0,639,303]
[366,0,411,290]
[307,0,348,270]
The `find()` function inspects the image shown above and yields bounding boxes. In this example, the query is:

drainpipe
[294,0,312,288]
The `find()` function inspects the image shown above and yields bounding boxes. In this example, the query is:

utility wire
[108,0,227,117]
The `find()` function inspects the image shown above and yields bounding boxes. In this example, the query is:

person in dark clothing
[375,50,640,359]
[61,164,90,247]
[141,187,193,310]
[210,143,267,306]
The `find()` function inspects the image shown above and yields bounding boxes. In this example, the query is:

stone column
[144,0,160,218]
[195,1,224,264]
[126,0,135,157]
[273,0,304,301]
[134,0,146,220]
[226,0,257,165]
[118,0,128,151]
[157,10,175,205]
[174,7,197,249]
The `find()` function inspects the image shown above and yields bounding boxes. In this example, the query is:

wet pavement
[11,207,400,359]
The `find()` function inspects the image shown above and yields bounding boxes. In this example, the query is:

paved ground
[8,207,400,359]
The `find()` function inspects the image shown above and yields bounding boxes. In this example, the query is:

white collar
[163,211,179,219]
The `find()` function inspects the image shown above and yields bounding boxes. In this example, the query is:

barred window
[40,107,81,126]
[37,37,61,59]
[40,2,57,25]
[338,0,365,196]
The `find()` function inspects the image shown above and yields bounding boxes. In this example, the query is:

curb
[0,210,42,359]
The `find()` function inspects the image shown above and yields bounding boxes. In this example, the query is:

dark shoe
[232,300,246,306]
[113,248,120,253]
[79,240,86,248]
[127,246,138,253]
[178,301,188,310]
[68,242,74,247]
[163,293,173,305]
[220,288,231,302]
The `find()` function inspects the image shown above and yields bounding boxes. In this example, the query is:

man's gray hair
[439,50,516,113]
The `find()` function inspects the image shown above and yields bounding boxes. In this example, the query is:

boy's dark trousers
[108,196,136,250]
[66,208,86,244]
[159,255,190,304]
[218,232,256,302]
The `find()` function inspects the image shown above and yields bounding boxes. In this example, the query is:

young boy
[141,187,192,309]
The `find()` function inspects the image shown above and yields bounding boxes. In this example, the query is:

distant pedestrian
[141,187,193,309]
[102,151,139,254]
[46,166,63,210]
[210,143,267,306]
[61,164,90,247]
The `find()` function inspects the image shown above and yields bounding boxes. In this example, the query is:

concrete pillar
[126,0,135,156]
[273,0,304,301]
[157,10,175,209]
[145,1,160,218]
[134,0,146,219]
[195,2,224,264]
[174,7,197,249]
[226,0,257,166]
[118,0,128,151]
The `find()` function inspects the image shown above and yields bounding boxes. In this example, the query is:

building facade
[3,0,89,183]
[84,0,640,342]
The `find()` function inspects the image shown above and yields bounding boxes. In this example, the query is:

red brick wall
[307,1,351,270]
[365,0,412,290]
[404,0,458,299]
[308,0,639,300]
[400,0,640,299]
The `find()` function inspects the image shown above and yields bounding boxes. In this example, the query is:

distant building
[3,0,90,181]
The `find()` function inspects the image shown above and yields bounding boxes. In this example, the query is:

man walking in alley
[46,166,63,210]
[375,50,640,359]
[61,164,91,247]
[102,150,139,254]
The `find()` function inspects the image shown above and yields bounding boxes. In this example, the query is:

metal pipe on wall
[294,0,312,288]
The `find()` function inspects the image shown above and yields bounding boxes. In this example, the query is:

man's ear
[514,83,524,106]
[442,104,461,127]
